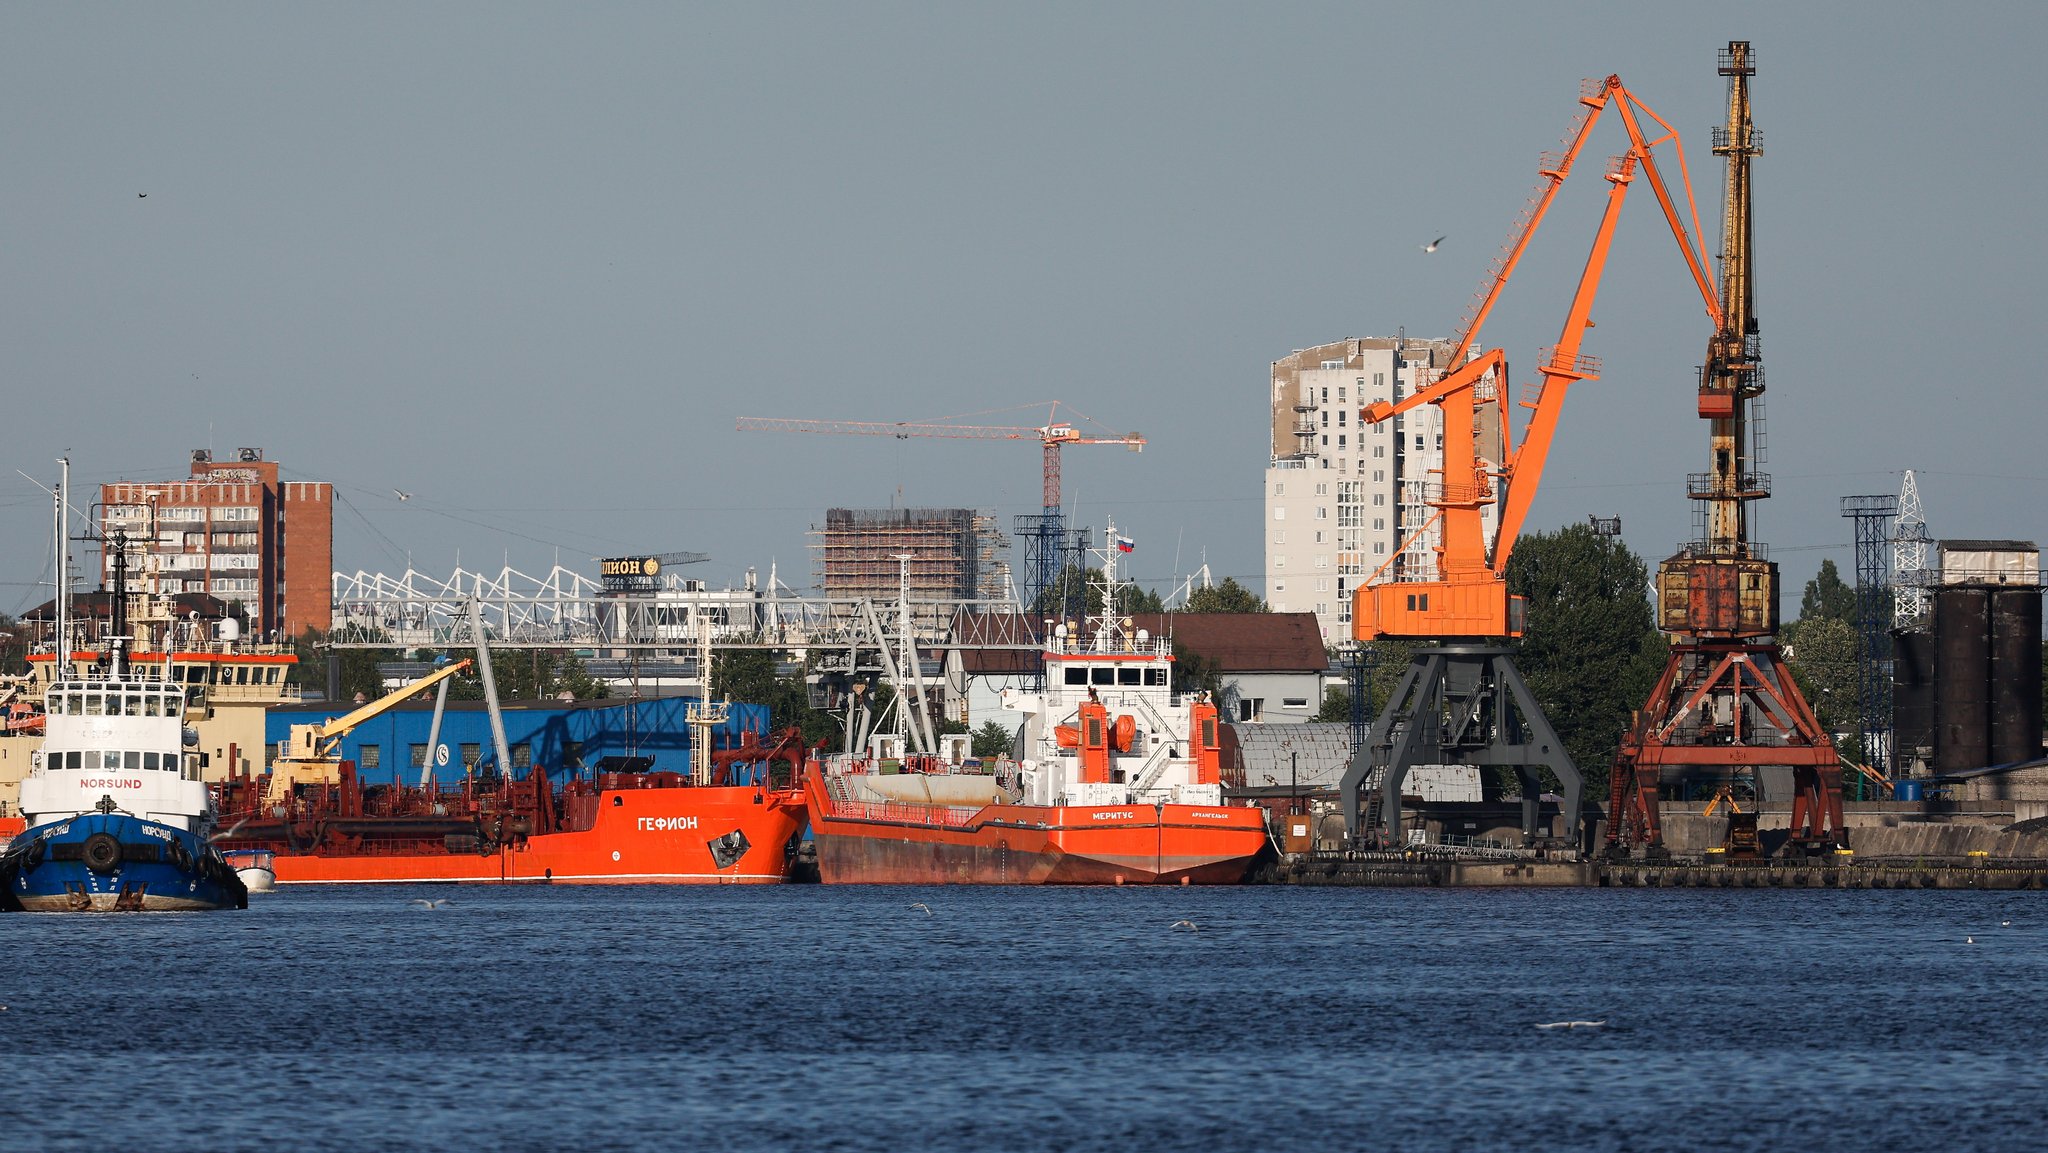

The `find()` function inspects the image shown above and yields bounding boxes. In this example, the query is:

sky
[3,2,2043,618]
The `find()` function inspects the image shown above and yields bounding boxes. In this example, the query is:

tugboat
[0,461,247,912]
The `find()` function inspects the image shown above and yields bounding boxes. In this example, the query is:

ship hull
[805,770,1265,885]
[224,785,807,886]
[1,813,248,912]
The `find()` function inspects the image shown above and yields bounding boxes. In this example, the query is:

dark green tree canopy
[1183,577,1267,614]
[1799,558,1857,625]
[1504,523,1668,794]
[971,719,1017,759]
[1032,565,1165,620]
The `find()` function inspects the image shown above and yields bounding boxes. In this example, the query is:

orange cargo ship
[215,768,806,885]
[804,523,1269,885]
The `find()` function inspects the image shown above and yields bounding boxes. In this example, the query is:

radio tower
[1607,42,1846,857]
[1892,470,1931,630]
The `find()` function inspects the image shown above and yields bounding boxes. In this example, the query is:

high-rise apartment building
[1264,337,1501,644]
[101,448,333,637]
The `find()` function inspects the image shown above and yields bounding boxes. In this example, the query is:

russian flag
[1116,535,1135,553]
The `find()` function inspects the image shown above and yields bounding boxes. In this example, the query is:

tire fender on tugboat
[82,832,123,874]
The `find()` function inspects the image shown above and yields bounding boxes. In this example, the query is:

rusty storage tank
[1990,588,2043,764]
[1891,629,1937,771]
[1934,586,1991,773]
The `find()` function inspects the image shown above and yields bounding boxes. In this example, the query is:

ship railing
[824,798,981,828]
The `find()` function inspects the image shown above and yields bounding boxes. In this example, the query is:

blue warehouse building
[264,697,775,787]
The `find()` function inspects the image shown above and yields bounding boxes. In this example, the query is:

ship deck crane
[737,403,1144,609]
[267,658,473,803]
[1340,72,1720,849]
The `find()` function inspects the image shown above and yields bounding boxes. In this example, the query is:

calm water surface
[3,885,2044,1151]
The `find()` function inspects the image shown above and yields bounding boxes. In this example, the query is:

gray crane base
[1340,644,1582,850]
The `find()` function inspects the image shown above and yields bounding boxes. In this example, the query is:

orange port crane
[1340,72,1720,850]
[736,405,1144,607]
[1352,74,1718,642]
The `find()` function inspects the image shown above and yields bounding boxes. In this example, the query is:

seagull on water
[1535,1020,1607,1030]
[410,898,454,909]
[910,902,932,916]
[1171,919,1198,931]
[1422,235,1445,253]
[393,489,413,501]
[1966,935,1975,944]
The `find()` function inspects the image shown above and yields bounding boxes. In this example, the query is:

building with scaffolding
[1264,337,1501,644]
[814,508,1010,602]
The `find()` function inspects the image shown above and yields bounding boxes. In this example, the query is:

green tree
[1784,616,1860,738]
[971,719,1017,758]
[1505,524,1668,797]
[1184,577,1268,614]
[1032,565,1164,619]
[1800,559,1857,625]
[288,627,398,703]
[1171,639,1224,697]
[1313,686,1352,723]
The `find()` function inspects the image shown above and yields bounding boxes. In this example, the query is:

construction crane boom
[739,404,1145,607]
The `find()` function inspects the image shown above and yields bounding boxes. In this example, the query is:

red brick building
[101,448,332,637]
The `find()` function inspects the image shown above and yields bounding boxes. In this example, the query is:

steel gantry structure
[1607,42,1849,856]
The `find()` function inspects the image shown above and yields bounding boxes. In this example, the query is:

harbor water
[3,885,2045,1151]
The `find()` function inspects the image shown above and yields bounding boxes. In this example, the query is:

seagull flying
[393,489,413,501]
[910,902,932,916]
[137,193,147,199]
[1171,919,1198,931]
[208,817,250,843]
[410,897,453,909]
[1422,235,1445,253]
[1534,1020,1607,1030]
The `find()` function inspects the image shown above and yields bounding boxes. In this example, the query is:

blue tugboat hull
[1,813,248,912]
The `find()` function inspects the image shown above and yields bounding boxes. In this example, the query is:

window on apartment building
[1315,578,1328,592]
[1314,531,1325,544]
[1274,507,1285,520]
[1315,555,1328,568]
[1340,385,1349,401]
[1337,409,1346,426]
[1375,542,1387,555]
[1338,435,1346,449]
[1373,494,1385,506]
[1274,482,1284,496]
[1322,458,1331,469]
[1316,507,1328,520]
[1373,470,1384,482]
[1415,435,1425,450]
[1320,410,1328,427]
[1275,555,1286,568]
[1274,580,1285,593]
[1238,698,1264,723]
[1315,483,1327,496]
[360,745,380,770]
[1374,445,1386,458]
[1321,435,1328,447]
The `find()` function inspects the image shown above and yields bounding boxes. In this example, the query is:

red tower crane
[736,404,1144,607]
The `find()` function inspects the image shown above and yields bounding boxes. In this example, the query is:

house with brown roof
[945,611,1330,731]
